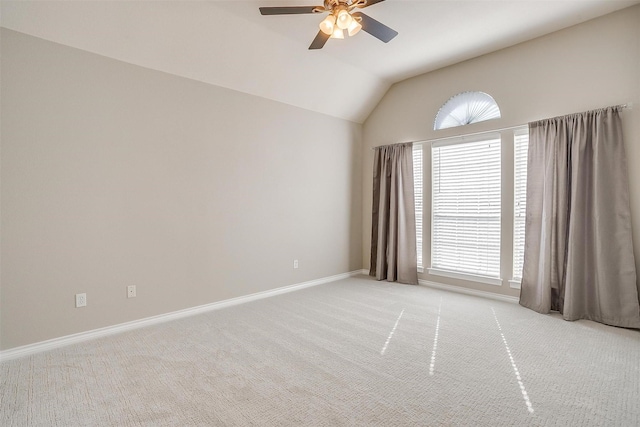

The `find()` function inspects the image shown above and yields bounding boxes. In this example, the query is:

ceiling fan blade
[309,30,330,50]
[259,6,321,15]
[352,12,398,43]
[362,0,386,7]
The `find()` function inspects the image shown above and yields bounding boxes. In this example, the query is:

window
[413,145,423,269]
[434,92,501,130]
[430,136,501,284]
[512,129,529,282]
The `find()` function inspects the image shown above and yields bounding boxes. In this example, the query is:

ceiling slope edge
[0,1,387,123]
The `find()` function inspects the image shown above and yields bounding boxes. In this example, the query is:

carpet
[2,276,639,426]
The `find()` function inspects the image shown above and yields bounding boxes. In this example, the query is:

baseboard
[0,269,365,362]
[419,279,520,304]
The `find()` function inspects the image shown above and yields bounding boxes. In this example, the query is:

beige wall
[0,29,363,350]
[3,5,639,351]
[363,5,640,297]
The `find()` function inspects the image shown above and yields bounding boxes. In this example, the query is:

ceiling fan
[259,0,398,50]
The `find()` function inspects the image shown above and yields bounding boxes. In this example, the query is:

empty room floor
[2,276,639,426]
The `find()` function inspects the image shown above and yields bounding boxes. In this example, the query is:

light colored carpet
[2,275,640,426]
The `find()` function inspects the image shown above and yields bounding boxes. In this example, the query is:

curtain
[520,106,640,328]
[370,143,418,285]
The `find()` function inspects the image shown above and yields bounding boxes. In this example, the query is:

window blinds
[432,137,501,277]
[434,92,502,130]
[413,145,423,268]
[513,131,529,280]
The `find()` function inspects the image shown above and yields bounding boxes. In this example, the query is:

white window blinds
[432,137,501,277]
[434,92,501,130]
[413,145,423,269]
[513,130,529,280]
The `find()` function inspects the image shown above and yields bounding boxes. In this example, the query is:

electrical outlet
[127,285,136,298]
[293,259,299,269]
[75,293,87,308]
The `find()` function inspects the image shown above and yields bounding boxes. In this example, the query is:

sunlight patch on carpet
[492,307,534,414]
[380,308,405,355]
[429,297,443,375]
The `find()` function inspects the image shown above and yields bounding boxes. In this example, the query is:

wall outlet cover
[75,293,87,308]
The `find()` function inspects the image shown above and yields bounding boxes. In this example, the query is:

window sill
[427,268,503,286]
[418,266,424,273]
[509,279,521,290]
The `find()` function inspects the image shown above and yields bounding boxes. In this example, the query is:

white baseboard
[0,269,365,362]
[419,279,520,304]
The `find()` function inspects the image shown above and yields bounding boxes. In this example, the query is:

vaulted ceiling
[2,0,638,123]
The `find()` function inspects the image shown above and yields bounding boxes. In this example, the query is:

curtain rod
[371,124,525,150]
[370,103,634,151]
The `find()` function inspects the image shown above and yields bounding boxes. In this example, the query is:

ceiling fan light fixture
[330,27,345,39]
[347,18,362,36]
[336,8,352,30]
[259,0,398,50]
[319,14,336,35]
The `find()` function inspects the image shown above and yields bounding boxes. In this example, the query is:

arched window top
[434,91,501,130]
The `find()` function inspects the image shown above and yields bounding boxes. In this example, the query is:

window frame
[510,127,529,289]
[428,133,503,286]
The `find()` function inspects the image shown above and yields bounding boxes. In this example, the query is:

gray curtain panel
[370,143,418,285]
[520,106,640,328]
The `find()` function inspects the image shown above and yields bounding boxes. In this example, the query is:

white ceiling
[2,0,638,123]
